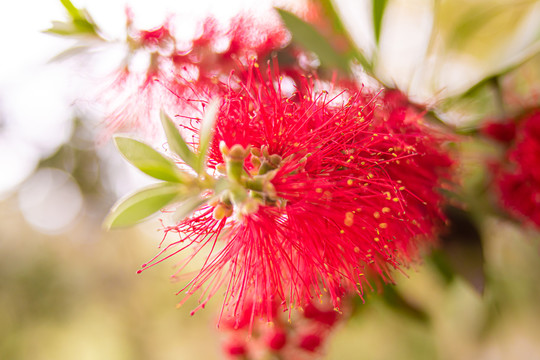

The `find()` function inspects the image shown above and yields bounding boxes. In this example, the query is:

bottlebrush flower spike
[99,11,289,140]
[493,110,540,228]
[134,63,454,324]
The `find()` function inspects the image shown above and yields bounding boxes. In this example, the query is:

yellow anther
[379,223,388,229]
[382,207,390,213]
[347,179,354,186]
[344,212,354,227]
[373,211,380,219]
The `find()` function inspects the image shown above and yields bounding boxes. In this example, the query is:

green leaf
[104,182,183,229]
[46,0,100,37]
[48,45,93,62]
[160,110,198,170]
[372,0,388,45]
[195,99,220,174]
[60,0,83,20]
[319,0,373,72]
[276,8,351,74]
[432,206,486,294]
[114,136,188,183]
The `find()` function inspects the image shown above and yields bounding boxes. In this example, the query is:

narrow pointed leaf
[104,182,183,229]
[60,0,82,20]
[319,0,373,72]
[114,136,187,183]
[195,99,220,174]
[372,0,388,45]
[160,110,197,169]
[48,45,92,62]
[276,8,351,74]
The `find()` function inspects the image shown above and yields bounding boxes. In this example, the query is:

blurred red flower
[495,111,540,227]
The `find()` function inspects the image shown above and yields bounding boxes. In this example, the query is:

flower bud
[298,333,322,352]
[219,141,230,156]
[229,144,248,161]
[265,329,287,351]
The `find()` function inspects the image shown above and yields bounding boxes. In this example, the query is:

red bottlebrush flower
[223,339,248,358]
[495,110,540,228]
[138,25,172,47]
[298,333,323,352]
[99,11,290,139]
[482,120,517,143]
[140,63,453,325]
[265,329,288,351]
[302,302,339,327]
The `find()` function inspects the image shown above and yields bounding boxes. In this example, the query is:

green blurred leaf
[48,45,93,62]
[440,1,536,57]
[318,0,373,73]
[195,99,220,175]
[114,136,188,183]
[380,284,430,324]
[73,18,96,33]
[372,0,388,45]
[429,206,486,294]
[160,110,198,170]
[46,0,100,37]
[276,8,351,74]
[60,0,82,20]
[104,182,183,229]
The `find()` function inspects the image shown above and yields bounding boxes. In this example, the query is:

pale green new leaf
[160,110,197,170]
[195,99,220,175]
[46,0,100,37]
[60,0,83,20]
[372,0,388,45]
[114,136,187,183]
[276,8,351,74]
[104,182,183,229]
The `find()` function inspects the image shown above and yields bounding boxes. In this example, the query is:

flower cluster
[100,10,290,138]
[485,110,540,228]
[139,63,453,325]
[221,298,345,360]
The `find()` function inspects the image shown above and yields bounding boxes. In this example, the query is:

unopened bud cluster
[221,299,345,359]
[212,141,284,220]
